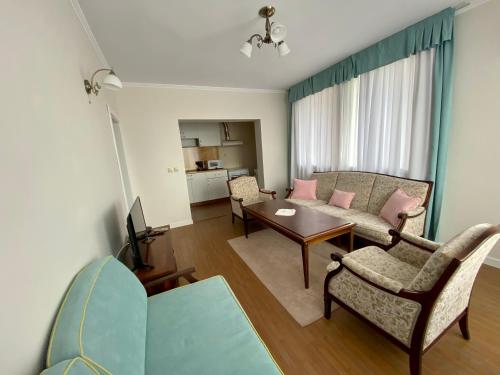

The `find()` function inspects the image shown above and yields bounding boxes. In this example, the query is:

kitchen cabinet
[186,174,194,202]
[179,123,199,140]
[186,170,228,203]
[197,124,221,147]
[179,123,221,147]
[207,170,229,200]
[191,173,209,203]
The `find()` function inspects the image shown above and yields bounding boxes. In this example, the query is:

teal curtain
[288,8,455,103]
[287,7,455,239]
[426,36,455,240]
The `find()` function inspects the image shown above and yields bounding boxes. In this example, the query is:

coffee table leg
[301,243,309,289]
[349,230,354,252]
[243,211,249,238]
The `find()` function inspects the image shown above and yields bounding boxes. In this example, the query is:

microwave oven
[207,160,223,169]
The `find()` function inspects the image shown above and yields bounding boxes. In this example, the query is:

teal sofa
[41,256,282,375]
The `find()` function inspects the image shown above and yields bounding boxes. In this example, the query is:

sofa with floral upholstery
[286,171,433,247]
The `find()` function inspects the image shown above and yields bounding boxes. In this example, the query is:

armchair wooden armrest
[259,189,276,199]
[285,187,294,198]
[230,196,244,203]
[330,252,344,262]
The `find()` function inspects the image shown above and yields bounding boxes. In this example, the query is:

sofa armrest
[342,258,404,293]
[398,206,426,220]
[397,207,427,236]
[390,230,442,252]
[285,187,294,198]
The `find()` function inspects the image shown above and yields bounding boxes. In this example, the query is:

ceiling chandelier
[240,6,290,58]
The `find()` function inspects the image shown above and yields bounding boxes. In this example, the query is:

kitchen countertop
[185,168,228,174]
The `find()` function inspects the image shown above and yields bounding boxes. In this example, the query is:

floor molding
[485,255,500,269]
[169,219,193,228]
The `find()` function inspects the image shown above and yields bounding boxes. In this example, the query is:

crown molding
[69,1,286,94]
[70,0,109,67]
[122,82,286,94]
[455,0,491,15]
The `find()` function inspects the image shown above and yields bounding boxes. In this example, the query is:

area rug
[228,229,345,326]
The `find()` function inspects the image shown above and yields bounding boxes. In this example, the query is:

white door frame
[107,105,132,211]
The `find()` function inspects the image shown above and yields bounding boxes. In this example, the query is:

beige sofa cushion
[286,199,327,208]
[334,172,376,211]
[312,204,356,219]
[367,174,430,215]
[311,172,339,201]
[348,210,394,245]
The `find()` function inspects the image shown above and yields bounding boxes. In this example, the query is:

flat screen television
[126,197,151,270]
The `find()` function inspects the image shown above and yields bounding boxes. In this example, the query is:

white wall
[0,1,126,373]
[116,87,288,227]
[439,0,500,266]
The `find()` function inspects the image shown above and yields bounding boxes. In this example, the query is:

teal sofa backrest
[46,256,147,375]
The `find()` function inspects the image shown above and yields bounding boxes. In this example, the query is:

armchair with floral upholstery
[227,176,276,235]
[324,224,500,375]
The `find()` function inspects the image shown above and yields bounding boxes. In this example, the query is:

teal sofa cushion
[46,256,147,375]
[145,276,283,375]
[41,357,98,375]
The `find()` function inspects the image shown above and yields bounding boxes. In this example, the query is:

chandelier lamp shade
[240,6,290,58]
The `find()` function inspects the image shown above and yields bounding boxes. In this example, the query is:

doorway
[178,119,264,223]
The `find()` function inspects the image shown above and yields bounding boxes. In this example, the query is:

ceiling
[78,0,477,90]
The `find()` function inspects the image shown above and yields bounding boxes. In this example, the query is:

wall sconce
[84,68,123,96]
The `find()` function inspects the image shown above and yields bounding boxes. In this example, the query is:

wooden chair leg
[231,213,235,224]
[324,293,332,319]
[409,348,422,375]
[459,309,470,340]
[243,212,249,238]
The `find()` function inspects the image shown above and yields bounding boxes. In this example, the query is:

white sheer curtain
[291,49,435,180]
[291,79,359,178]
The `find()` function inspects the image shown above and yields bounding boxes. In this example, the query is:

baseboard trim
[484,255,500,268]
[169,219,193,228]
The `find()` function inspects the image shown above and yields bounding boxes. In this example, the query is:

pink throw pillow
[380,188,421,227]
[329,189,356,209]
[290,179,317,200]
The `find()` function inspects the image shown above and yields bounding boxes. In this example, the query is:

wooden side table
[119,226,197,296]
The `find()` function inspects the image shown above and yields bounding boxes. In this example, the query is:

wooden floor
[172,202,500,375]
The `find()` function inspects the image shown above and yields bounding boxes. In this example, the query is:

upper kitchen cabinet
[180,123,199,140]
[197,123,221,147]
[179,122,221,147]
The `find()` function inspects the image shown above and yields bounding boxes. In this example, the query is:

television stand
[119,225,197,295]
[143,237,156,245]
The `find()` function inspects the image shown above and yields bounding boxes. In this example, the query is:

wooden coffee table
[242,199,355,289]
